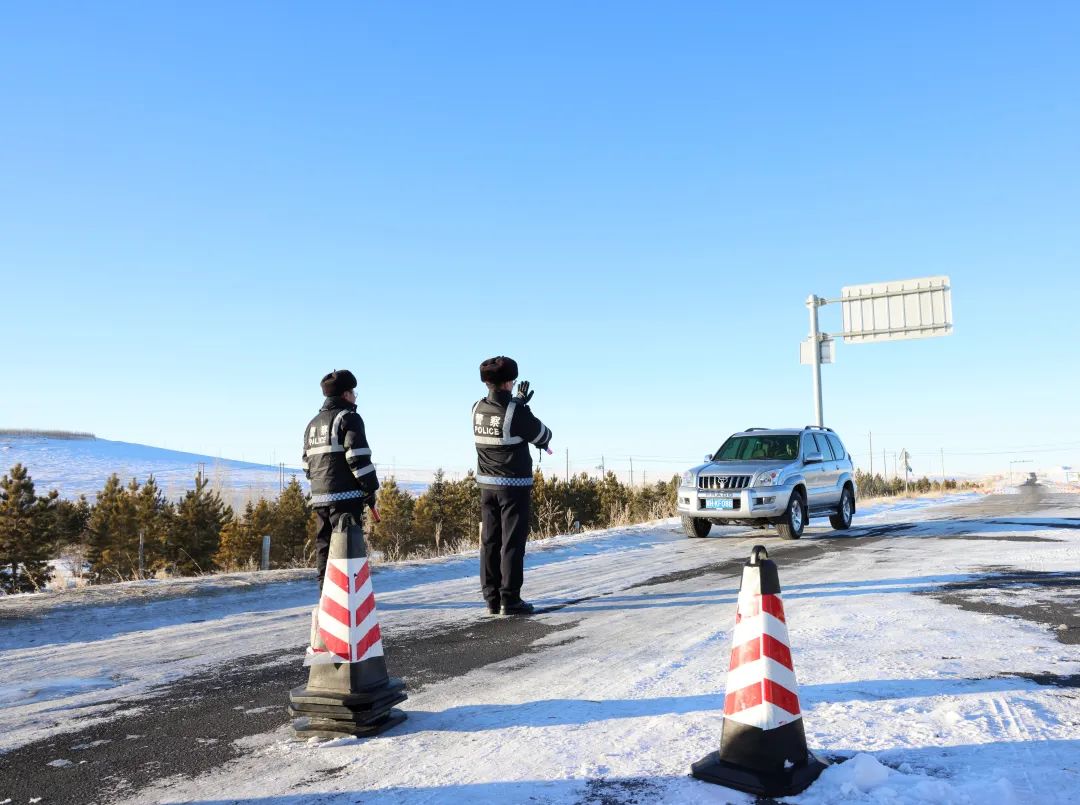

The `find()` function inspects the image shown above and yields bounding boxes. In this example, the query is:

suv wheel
[681,516,711,538]
[829,486,854,530]
[776,492,806,540]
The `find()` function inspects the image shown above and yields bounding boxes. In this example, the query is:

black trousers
[480,486,531,605]
[314,498,367,590]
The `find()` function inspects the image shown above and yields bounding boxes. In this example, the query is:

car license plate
[705,498,734,510]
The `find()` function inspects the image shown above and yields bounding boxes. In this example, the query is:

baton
[369,505,381,524]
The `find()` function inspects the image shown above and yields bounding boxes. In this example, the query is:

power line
[850,444,1080,458]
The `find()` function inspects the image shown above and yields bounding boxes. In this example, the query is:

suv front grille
[699,475,751,490]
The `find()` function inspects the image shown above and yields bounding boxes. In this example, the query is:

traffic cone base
[288,678,406,715]
[292,709,407,740]
[288,514,407,739]
[691,748,828,798]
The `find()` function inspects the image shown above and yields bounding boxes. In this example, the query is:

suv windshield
[713,434,799,462]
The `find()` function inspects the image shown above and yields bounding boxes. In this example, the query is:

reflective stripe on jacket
[302,397,379,504]
[473,389,552,488]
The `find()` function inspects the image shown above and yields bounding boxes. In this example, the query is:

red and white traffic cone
[288,511,406,739]
[692,545,827,797]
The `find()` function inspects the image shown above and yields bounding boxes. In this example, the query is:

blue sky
[2,2,1078,482]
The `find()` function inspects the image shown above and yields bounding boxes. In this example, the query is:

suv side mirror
[804,452,824,465]
[704,454,714,462]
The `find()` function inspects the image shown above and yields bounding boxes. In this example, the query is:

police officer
[303,369,379,590]
[473,356,553,615]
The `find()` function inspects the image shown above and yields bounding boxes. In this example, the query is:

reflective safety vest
[472,389,552,488]
[302,398,379,506]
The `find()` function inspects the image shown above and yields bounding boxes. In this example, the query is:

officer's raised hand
[515,380,534,404]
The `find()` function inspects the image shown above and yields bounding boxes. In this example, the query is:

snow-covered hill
[0,434,426,503]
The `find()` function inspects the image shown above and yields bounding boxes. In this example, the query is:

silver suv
[677,426,857,539]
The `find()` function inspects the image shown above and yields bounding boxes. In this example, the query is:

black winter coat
[302,397,379,506]
[472,389,553,488]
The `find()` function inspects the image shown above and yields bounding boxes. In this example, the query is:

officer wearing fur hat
[303,369,380,590]
[473,356,553,615]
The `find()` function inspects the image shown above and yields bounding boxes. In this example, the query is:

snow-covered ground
[3,490,1080,804]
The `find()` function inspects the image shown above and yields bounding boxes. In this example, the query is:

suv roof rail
[804,425,835,432]
[744,427,769,431]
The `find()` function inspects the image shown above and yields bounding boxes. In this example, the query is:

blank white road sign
[800,335,834,364]
[841,275,953,343]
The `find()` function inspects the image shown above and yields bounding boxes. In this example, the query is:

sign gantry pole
[807,294,824,427]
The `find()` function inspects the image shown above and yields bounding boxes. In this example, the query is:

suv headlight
[754,470,781,487]
[681,471,695,487]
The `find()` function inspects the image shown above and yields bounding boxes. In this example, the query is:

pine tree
[271,478,314,567]
[32,492,89,586]
[85,474,117,580]
[86,474,139,582]
[34,489,62,552]
[214,500,264,570]
[214,517,251,571]
[370,477,417,560]
[565,472,601,529]
[413,468,451,553]
[52,495,91,548]
[248,498,276,548]
[169,473,230,575]
[0,464,54,593]
[442,472,481,546]
[133,476,172,576]
[598,471,631,527]
[629,477,678,522]
[530,470,565,537]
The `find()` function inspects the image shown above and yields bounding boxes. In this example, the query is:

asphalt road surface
[2,487,1078,804]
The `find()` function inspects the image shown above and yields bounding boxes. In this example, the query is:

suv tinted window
[826,434,846,460]
[714,435,799,461]
[813,433,835,460]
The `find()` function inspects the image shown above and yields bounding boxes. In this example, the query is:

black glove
[362,491,378,509]
[515,380,534,404]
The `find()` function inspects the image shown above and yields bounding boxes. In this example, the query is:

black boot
[485,600,501,615]
[500,599,535,616]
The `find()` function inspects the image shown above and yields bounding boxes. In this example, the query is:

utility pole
[882,448,887,480]
[1008,459,1034,485]
[565,448,569,483]
[940,448,946,489]
[630,456,634,487]
[807,295,824,427]
[868,431,873,475]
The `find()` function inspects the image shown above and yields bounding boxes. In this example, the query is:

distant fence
[0,429,96,440]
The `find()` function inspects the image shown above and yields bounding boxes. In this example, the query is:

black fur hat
[321,369,358,397]
[479,356,518,385]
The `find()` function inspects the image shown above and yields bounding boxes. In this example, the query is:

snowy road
[2,488,1079,804]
